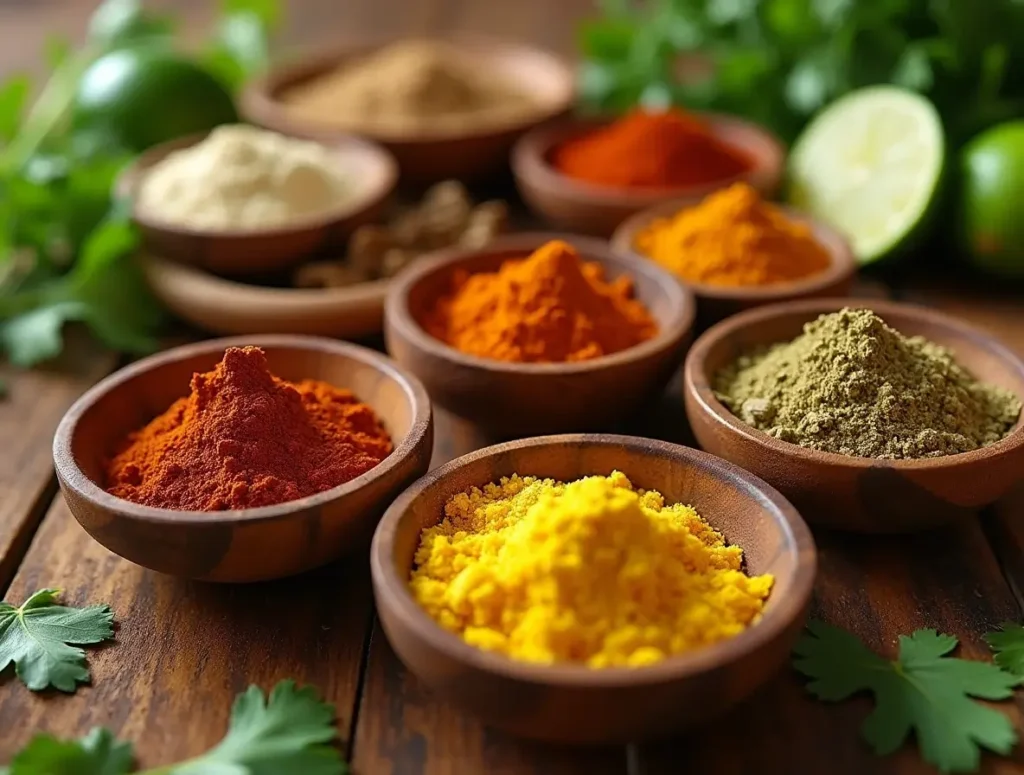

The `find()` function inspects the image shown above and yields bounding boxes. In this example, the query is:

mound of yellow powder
[409,471,773,668]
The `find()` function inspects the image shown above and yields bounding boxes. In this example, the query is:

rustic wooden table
[4,2,1024,774]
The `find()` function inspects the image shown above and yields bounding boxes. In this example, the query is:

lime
[73,48,238,152]
[788,86,945,264]
[960,121,1024,278]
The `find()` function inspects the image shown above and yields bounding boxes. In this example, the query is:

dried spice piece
[715,308,1021,459]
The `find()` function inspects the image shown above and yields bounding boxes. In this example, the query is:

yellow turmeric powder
[633,183,831,287]
[423,240,657,363]
[409,471,773,668]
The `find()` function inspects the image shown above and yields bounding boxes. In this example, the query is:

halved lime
[788,86,945,264]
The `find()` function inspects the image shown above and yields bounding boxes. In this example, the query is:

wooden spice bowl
[384,233,695,437]
[240,37,574,185]
[511,114,784,237]
[684,298,1024,533]
[119,130,398,275]
[611,200,857,327]
[140,253,390,339]
[52,336,433,582]
[370,434,817,743]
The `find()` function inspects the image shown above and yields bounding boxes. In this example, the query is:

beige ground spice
[714,308,1021,459]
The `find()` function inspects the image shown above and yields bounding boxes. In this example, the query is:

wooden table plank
[0,498,373,765]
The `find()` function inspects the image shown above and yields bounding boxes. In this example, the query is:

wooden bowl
[240,37,574,185]
[611,200,856,327]
[511,114,784,237]
[684,299,1024,532]
[384,233,695,436]
[141,253,389,339]
[370,434,816,743]
[52,336,433,581]
[119,131,398,275]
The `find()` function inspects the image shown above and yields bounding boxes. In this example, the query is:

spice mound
[552,108,751,190]
[634,183,831,287]
[410,471,773,668]
[282,39,536,135]
[715,308,1022,459]
[106,347,392,511]
[423,239,657,363]
[138,125,350,231]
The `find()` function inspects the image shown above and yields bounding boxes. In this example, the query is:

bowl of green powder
[684,301,1024,532]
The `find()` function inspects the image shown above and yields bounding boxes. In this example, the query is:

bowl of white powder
[121,124,398,275]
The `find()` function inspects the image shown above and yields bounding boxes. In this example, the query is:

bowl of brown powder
[684,299,1024,532]
[241,37,574,184]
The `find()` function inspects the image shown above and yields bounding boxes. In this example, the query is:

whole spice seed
[714,308,1021,459]
[106,346,392,510]
[633,183,831,286]
[423,239,657,363]
[410,471,773,668]
[552,108,751,190]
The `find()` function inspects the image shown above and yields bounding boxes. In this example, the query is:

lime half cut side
[788,86,945,264]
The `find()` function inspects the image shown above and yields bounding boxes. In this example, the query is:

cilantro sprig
[0,588,114,692]
[1,681,346,775]
[794,620,1022,773]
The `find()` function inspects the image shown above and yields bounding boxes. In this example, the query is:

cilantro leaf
[174,681,344,775]
[794,621,1020,773]
[3,681,344,775]
[0,588,114,692]
[986,623,1024,677]
[4,728,133,775]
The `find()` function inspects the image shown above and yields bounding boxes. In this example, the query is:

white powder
[137,124,349,231]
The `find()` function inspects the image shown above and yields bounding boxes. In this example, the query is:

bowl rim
[370,433,817,687]
[120,129,399,239]
[52,335,432,524]
[611,200,858,301]
[240,35,576,144]
[685,297,1024,469]
[384,232,696,374]
[511,112,785,209]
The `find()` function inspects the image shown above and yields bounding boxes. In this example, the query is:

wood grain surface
[3,2,1024,775]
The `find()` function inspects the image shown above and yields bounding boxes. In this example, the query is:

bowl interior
[69,342,418,496]
[696,301,1024,441]
[383,437,812,676]
[403,238,685,351]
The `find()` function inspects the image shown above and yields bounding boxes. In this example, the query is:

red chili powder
[552,108,751,189]
[106,346,392,511]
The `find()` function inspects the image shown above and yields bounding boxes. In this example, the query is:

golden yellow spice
[410,472,773,668]
[634,183,830,287]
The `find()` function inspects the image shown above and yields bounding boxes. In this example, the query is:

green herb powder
[714,308,1021,459]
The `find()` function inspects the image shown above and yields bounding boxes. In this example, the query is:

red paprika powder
[106,346,392,511]
[552,108,751,190]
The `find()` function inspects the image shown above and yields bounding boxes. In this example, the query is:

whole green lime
[960,120,1024,278]
[72,48,238,152]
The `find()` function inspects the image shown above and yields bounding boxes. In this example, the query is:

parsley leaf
[4,681,346,775]
[986,623,1024,677]
[0,588,114,692]
[794,621,1021,773]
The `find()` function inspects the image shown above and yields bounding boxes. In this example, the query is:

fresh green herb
[0,588,114,693]
[1,681,346,775]
[985,623,1024,677]
[0,0,280,367]
[794,620,1021,773]
[578,0,1024,143]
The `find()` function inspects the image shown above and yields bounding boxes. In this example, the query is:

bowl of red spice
[384,233,695,437]
[511,108,784,236]
[611,183,857,326]
[52,336,433,582]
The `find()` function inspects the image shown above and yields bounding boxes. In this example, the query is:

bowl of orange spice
[53,336,433,581]
[384,233,695,437]
[612,183,857,326]
[511,108,784,236]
